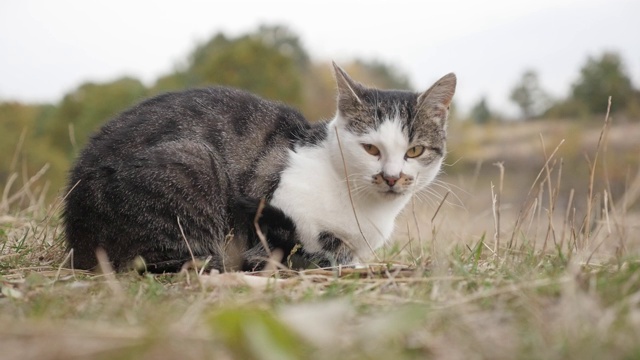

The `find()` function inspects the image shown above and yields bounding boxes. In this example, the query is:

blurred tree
[192,37,303,106]
[470,97,493,124]
[571,52,634,114]
[253,25,310,70]
[510,70,550,120]
[544,99,590,120]
[152,25,306,107]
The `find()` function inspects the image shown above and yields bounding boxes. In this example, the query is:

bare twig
[177,216,200,275]
[252,198,272,258]
[560,188,575,254]
[430,191,450,223]
[539,135,558,254]
[53,249,74,284]
[492,162,504,257]
[95,248,125,301]
[410,198,422,259]
[0,173,19,211]
[10,128,27,172]
[68,123,78,153]
[584,96,612,246]
[333,126,379,261]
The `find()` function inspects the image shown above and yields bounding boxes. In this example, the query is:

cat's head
[329,62,456,200]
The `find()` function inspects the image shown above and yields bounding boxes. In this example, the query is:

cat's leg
[233,197,303,271]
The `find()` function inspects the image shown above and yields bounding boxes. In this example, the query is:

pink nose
[383,175,399,187]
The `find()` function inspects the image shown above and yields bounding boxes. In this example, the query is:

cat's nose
[383,175,399,187]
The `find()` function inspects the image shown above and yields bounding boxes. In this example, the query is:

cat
[63,62,456,272]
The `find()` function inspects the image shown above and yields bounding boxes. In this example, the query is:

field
[1,114,640,359]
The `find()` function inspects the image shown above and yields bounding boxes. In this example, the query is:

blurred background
[1,0,639,244]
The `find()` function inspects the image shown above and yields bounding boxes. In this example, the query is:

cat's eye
[362,144,380,156]
[405,145,425,159]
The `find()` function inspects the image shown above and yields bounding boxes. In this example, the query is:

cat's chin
[377,188,410,199]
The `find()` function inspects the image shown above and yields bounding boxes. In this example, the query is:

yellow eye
[362,144,380,156]
[405,145,425,158]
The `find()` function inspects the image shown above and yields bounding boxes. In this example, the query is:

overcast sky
[1,0,638,116]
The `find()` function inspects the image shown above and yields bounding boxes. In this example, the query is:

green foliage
[194,36,303,106]
[254,24,311,70]
[545,51,639,120]
[510,70,550,120]
[208,308,310,360]
[544,98,591,120]
[571,52,634,114]
[152,25,306,107]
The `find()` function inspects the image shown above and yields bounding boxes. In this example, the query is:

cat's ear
[333,62,365,116]
[417,73,457,127]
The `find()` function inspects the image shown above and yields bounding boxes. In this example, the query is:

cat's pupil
[405,145,425,159]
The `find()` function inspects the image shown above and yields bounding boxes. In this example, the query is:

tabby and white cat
[63,63,456,272]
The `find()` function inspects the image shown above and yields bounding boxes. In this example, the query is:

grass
[1,111,640,359]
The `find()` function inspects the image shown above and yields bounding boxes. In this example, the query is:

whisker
[432,179,470,195]
[412,189,439,208]
[429,181,467,209]
[416,187,465,211]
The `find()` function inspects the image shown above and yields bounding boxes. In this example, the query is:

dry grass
[1,112,640,359]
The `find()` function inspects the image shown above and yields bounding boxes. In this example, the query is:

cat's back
[84,87,308,157]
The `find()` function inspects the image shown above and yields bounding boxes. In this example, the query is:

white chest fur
[270,141,411,262]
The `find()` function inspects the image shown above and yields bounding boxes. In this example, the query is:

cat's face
[330,63,456,200]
